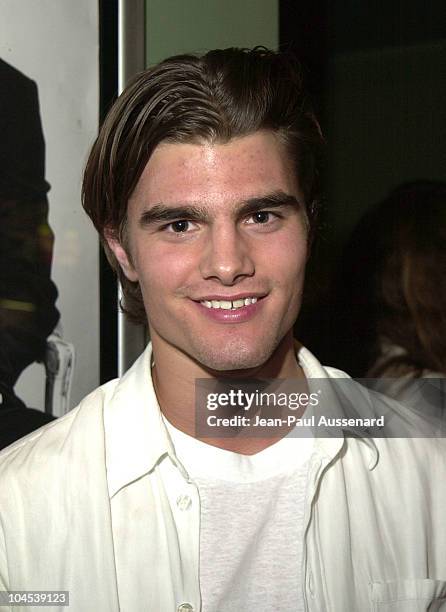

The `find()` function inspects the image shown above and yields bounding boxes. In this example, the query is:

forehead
[129,130,302,209]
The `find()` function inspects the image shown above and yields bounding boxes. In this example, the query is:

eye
[246,210,279,224]
[164,220,193,233]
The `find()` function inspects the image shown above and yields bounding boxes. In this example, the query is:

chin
[192,339,277,374]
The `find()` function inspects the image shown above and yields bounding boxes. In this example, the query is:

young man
[0,48,445,612]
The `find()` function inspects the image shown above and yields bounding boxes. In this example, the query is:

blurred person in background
[0,59,58,449]
[332,181,446,417]
[332,181,446,379]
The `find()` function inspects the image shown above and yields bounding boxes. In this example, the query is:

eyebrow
[138,190,302,227]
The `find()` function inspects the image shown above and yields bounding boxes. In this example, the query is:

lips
[192,294,265,323]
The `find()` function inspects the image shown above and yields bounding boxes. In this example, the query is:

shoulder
[0,59,35,91]
[373,435,446,469]
[298,345,446,468]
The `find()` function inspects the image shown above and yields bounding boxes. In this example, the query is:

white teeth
[200,297,260,310]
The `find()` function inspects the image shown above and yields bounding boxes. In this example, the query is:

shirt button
[177,604,194,612]
[176,494,192,511]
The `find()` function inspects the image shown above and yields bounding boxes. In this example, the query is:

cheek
[264,232,307,287]
[134,243,197,302]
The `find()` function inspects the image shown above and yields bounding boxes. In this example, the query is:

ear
[104,228,139,282]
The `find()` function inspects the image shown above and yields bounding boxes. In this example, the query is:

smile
[192,295,266,323]
[200,297,258,310]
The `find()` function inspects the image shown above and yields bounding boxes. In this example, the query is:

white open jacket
[0,343,445,611]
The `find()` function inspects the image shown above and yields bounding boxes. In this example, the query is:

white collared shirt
[0,343,446,611]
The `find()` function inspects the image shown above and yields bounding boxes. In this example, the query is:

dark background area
[281,0,446,372]
[99,0,118,383]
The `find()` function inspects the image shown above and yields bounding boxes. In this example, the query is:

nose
[199,223,255,285]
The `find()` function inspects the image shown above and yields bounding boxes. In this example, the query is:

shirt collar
[105,341,379,497]
[296,342,379,470]
[104,342,182,498]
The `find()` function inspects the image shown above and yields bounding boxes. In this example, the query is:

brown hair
[82,47,324,324]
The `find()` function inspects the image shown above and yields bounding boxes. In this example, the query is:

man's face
[110,130,308,371]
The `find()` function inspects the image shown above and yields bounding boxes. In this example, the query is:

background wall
[328,40,446,251]
[146,0,278,64]
[0,0,100,410]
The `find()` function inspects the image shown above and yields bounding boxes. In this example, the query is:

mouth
[198,296,261,311]
[191,294,267,322]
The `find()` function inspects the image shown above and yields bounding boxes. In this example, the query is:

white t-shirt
[163,416,314,612]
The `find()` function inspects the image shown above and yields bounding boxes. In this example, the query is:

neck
[151,331,306,455]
